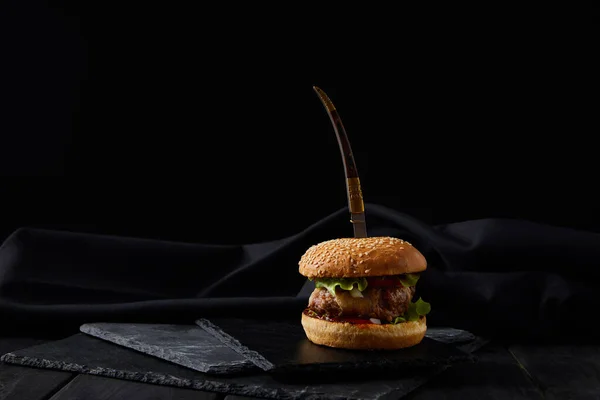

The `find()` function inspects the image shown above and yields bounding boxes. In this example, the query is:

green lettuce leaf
[314,277,368,296]
[399,273,420,287]
[392,297,431,323]
[405,297,432,321]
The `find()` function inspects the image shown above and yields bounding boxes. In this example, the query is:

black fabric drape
[1,204,598,342]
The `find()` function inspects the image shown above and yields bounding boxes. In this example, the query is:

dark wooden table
[1,336,598,400]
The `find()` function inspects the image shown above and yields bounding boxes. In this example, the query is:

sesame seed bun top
[298,236,427,279]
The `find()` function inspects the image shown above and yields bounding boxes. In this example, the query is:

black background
[1,1,597,244]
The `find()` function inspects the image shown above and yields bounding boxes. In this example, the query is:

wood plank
[0,364,74,400]
[50,375,221,400]
[509,344,600,399]
[404,343,543,400]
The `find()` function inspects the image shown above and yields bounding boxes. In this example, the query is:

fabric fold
[1,204,598,341]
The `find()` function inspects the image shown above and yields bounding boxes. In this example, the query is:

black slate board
[80,322,256,375]
[0,333,485,400]
[195,318,476,377]
[50,374,220,400]
[0,337,76,400]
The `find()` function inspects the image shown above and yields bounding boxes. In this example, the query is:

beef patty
[307,285,416,322]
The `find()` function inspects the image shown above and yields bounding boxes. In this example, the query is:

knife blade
[313,86,368,238]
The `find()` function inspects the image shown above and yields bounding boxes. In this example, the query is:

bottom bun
[301,313,427,350]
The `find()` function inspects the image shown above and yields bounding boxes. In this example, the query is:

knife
[313,86,368,238]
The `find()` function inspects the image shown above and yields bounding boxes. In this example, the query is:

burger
[299,236,431,350]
